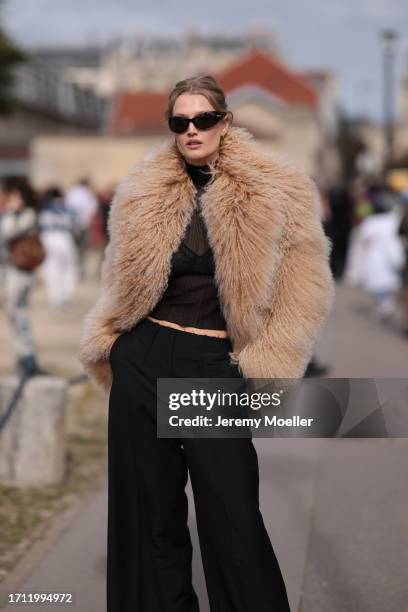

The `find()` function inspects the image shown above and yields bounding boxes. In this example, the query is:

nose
[186,121,198,136]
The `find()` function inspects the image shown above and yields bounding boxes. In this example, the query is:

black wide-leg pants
[107,318,291,612]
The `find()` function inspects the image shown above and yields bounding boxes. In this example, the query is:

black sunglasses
[168,111,226,134]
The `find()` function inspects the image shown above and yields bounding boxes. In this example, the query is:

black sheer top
[148,160,228,329]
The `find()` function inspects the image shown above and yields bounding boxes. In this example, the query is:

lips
[186,140,202,146]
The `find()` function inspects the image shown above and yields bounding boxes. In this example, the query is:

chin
[183,148,212,166]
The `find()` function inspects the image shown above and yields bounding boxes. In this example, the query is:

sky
[2,0,408,122]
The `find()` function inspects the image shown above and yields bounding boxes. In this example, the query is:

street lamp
[380,29,399,174]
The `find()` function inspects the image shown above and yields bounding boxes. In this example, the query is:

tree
[0,0,28,115]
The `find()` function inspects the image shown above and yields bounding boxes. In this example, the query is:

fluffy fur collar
[79,126,335,392]
[108,127,314,346]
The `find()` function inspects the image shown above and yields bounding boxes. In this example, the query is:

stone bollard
[0,376,68,487]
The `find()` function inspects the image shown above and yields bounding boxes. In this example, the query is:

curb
[0,478,107,599]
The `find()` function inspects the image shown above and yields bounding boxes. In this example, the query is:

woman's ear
[221,117,231,137]
[226,111,233,129]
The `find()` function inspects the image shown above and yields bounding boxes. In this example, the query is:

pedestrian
[325,180,354,279]
[343,177,373,287]
[38,186,80,308]
[89,183,115,277]
[397,191,408,336]
[65,177,98,277]
[79,75,335,612]
[355,185,405,320]
[0,176,48,377]
[95,183,115,247]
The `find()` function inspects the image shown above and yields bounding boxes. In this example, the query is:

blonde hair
[164,75,233,124]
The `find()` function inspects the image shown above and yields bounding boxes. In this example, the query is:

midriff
[146,316,229,339]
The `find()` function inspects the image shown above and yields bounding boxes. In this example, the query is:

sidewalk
[3,438,407,612]
[0,439,326,612]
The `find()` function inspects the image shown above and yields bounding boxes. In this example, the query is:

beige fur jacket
[78,126,335,393]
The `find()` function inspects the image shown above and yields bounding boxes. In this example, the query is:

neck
[185,154,219,167]
[184,160,213,188]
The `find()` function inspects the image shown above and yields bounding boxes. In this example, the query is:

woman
[0,176,47,377]
[398,193,408,335]
[38,186,80,308]
[354,185,404,320]
[79,75,334,611]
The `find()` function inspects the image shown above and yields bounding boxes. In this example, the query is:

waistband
[146,315,229,339]
[140,317,233,348]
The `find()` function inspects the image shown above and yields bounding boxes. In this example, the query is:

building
[106,49,340,180]
[30,30,281,97]
[346,61,408,178]
[24,41,339,188]
[0,59,105,177]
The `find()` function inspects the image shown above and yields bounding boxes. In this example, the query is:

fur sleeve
[232,176,335,384]
[78,241,119,393]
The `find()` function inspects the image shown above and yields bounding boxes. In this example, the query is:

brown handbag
[8,231,46,272]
